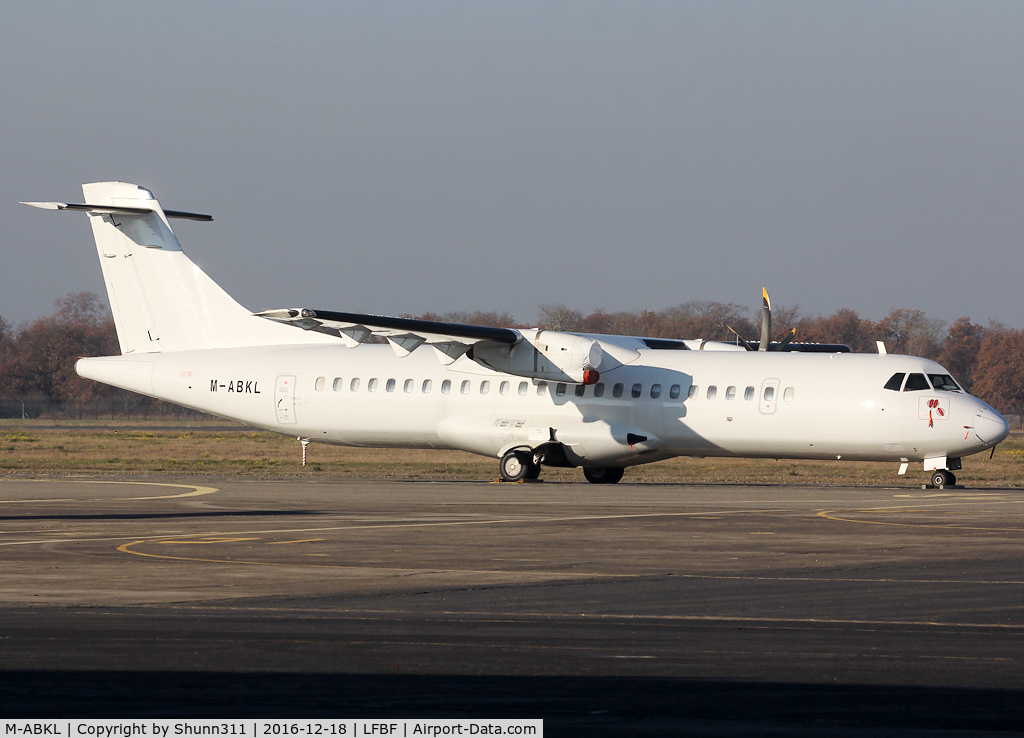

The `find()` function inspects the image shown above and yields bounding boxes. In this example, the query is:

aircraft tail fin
[26,182,321,354]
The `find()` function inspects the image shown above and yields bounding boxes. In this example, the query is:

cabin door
[275,375,297,424]
[759,378,780,415]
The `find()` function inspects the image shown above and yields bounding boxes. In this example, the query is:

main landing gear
[931,469,956,487]
[583,466,625,485]
[497,448,625,484]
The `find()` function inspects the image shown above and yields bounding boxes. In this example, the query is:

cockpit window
[903,373,931,391]
[928,374,961,392]
[883,373,905,391]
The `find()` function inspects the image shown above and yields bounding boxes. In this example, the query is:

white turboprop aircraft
[23,182,1009,487]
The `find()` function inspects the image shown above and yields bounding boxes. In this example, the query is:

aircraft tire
[583,466,625,485]
[931,469,953,487]
[524,461,541,479]
[500,450,531,482]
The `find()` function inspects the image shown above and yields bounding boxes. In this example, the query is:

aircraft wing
[255,308,520,364]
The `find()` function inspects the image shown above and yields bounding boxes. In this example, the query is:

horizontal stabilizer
[20,201,213,221]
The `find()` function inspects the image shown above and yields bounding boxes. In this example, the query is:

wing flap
[255,309,633,382]
[254,308,519,360]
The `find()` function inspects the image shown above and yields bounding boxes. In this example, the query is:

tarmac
[1,475,1023,735]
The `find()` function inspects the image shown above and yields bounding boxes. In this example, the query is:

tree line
[0,293,209,420]
[2,293,1022,420]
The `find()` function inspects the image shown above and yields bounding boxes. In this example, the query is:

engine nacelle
[471,329,604,384]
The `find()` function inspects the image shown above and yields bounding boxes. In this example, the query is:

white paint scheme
[29,182,1009,483]
[27,182,337,355]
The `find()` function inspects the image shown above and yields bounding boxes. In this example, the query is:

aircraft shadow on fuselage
[544,366,742,460]
[544,366,691,414]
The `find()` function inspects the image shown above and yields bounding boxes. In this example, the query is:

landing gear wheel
[500,450,531,482]
[931,469,954,487]
[524,461,541,479]
[583,466,625,485]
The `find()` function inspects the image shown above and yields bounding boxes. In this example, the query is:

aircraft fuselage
[78,343,1005,470]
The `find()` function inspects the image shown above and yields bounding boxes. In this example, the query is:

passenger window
[575,384,585,397]
[460,380,471,394]
[315,377,325,391]
[441,379,451,394]
[744,386,754,401]
[784,387,795,401]
[556,383,567,397]
[688,385,698,399]
[903,373,930,391]
[368,378,378,392]
[422,379,432,393]
[404,379,414,393]
[594,383,606,398]
[884,373,906,391]
[651,384,662,399]
[350,378,360,392]
[333,377,343,392]
[499,381,509,395]
[669,385,681,399]
[763,386,775,402]
[613,383,624,398]
[518,381,528,395]
[707,386,717,400]
[725,386,736,400]
[537,382,548,396]
[480,380,490,395]
[929,374,961,391]
[386,379,396,393]
[631,383,642,399]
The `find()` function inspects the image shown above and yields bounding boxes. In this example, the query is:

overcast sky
[2,1,1023,330]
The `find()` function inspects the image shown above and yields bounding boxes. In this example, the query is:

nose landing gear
[930,469,956,488]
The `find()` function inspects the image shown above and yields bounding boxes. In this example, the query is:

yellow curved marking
[267,538,326,545]
[117,540,283,567]
[818,509,1024,533]
[17,507,770,551]
[145,507,790,541]
[106,481,217,500]
[115,539,628,577]
[20,479,218,500]
[120,531,1024,587]
[160,537,260,544]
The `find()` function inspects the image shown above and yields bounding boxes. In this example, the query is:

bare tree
[972,327,1024,416]
[537,304,584,332]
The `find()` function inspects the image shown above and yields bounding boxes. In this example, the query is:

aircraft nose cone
[974,405,1010,446]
